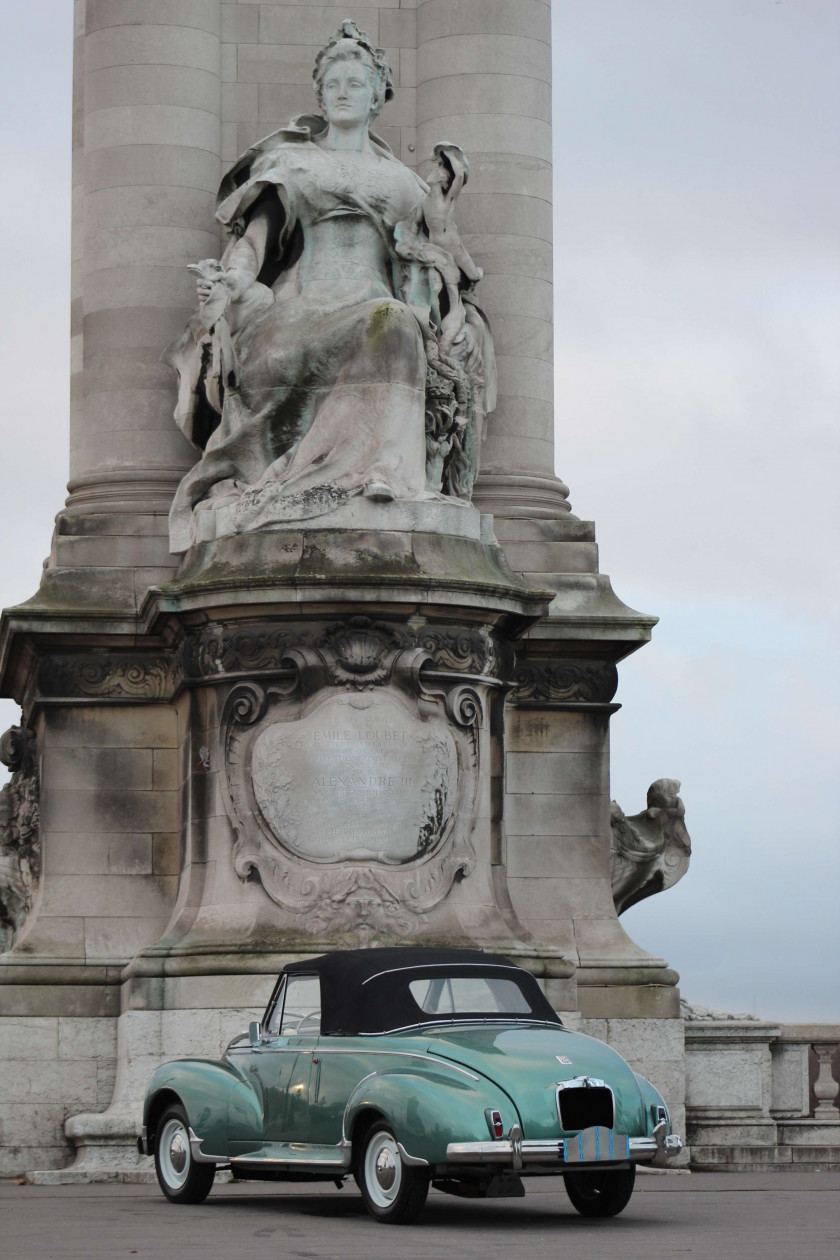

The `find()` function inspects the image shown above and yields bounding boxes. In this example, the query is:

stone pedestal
[0,509,677,1176]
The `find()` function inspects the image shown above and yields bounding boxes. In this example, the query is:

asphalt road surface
[3,1172,839,1260]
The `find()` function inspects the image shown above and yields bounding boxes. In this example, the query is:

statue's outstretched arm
[164,200,278,441]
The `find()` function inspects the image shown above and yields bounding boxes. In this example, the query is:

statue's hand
[188,260,251,308]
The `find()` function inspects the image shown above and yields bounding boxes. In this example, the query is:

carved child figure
[421,144,483,284]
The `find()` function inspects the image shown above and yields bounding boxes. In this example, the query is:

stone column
[66,0,222,522]
[417,0,571,520]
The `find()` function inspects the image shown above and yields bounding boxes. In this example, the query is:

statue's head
[313,19,394,122]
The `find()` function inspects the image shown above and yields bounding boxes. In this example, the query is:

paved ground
[3,1172,839,1260]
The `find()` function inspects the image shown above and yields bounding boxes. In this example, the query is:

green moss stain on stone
[366,302,395,347]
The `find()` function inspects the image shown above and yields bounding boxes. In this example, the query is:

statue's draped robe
[168,122,432,551]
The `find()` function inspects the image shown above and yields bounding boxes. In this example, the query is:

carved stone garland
[220,620,483,936]
[510,661,618,704]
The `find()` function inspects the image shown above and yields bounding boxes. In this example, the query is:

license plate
[563,1126,629,1163]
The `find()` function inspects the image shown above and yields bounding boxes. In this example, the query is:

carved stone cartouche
[0,725,40,950]
[221,618,483,938]
[610,778,691,915]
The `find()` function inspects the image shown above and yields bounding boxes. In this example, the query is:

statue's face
[321,56,377,127]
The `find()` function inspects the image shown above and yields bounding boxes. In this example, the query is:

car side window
[279,975,321,1036]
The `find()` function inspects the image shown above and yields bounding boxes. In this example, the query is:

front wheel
[154,1104,216,1205]
[358,1121,430,1225]
[563,1166,635,1217]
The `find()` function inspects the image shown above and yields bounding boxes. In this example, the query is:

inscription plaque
[251,691,458,864]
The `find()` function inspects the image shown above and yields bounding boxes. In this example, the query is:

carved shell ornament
[315,618,404,689]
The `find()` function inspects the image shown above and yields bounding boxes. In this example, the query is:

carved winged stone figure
[164,21,496,553]
[610,778,692,915]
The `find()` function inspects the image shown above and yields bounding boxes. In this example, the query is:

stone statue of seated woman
[164,20,496,554]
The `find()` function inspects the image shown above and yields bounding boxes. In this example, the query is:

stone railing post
[417,0,572,521]
[812,1042,840,1117]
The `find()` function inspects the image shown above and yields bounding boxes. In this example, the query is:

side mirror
[248,1020,262,1047]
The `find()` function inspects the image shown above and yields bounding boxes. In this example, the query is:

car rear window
[409,975,533,1016]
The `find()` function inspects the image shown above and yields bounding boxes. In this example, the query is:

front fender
[344,1068,518,1165]
[143,1058,245,1158]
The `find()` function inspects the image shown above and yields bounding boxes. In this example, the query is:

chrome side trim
[187,1127,227,1166]
[229,1143,352,1170]
[359,1018,561,1036]
[397,1142,429,1168]
[228,1044,479,1081]
[361,963,526,985]
[319,1047,480,1081]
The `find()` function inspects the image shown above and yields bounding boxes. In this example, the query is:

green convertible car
[140,947,682,1223]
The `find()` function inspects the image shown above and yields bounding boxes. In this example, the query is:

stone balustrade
[686,1019,840,1170]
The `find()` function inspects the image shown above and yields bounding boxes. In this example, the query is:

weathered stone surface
[251,691,458,864]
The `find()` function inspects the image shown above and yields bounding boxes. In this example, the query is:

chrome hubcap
[169,1132,187,1174]
[375,1148,396,1190]
[364,1131,402,1208]
[158,1117,190,1189]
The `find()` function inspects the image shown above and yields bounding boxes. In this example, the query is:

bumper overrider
[446,1121,682,1170]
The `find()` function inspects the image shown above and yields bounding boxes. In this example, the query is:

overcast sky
[0,2,837,1020]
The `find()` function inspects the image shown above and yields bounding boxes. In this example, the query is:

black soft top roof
[281,947,561,1035]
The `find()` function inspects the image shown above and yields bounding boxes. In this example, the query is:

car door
[249,973,321,1149]
[307,1039,376,1146]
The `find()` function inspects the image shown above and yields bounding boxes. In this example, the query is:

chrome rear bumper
[446,1122,682,1170]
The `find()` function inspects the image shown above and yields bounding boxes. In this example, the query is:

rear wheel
[358,1121,430,1225]
[563,1166,636,1217]
[154,1104,216,1205]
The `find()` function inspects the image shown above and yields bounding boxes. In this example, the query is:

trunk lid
[424,1023,647,1139]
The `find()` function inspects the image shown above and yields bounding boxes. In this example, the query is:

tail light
[485,1108,504,1139]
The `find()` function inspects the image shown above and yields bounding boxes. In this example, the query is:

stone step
[691,1144,840,1172]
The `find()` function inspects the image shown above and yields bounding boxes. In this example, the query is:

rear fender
[344,1069,519,1165]
[634,1072,672,1135]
